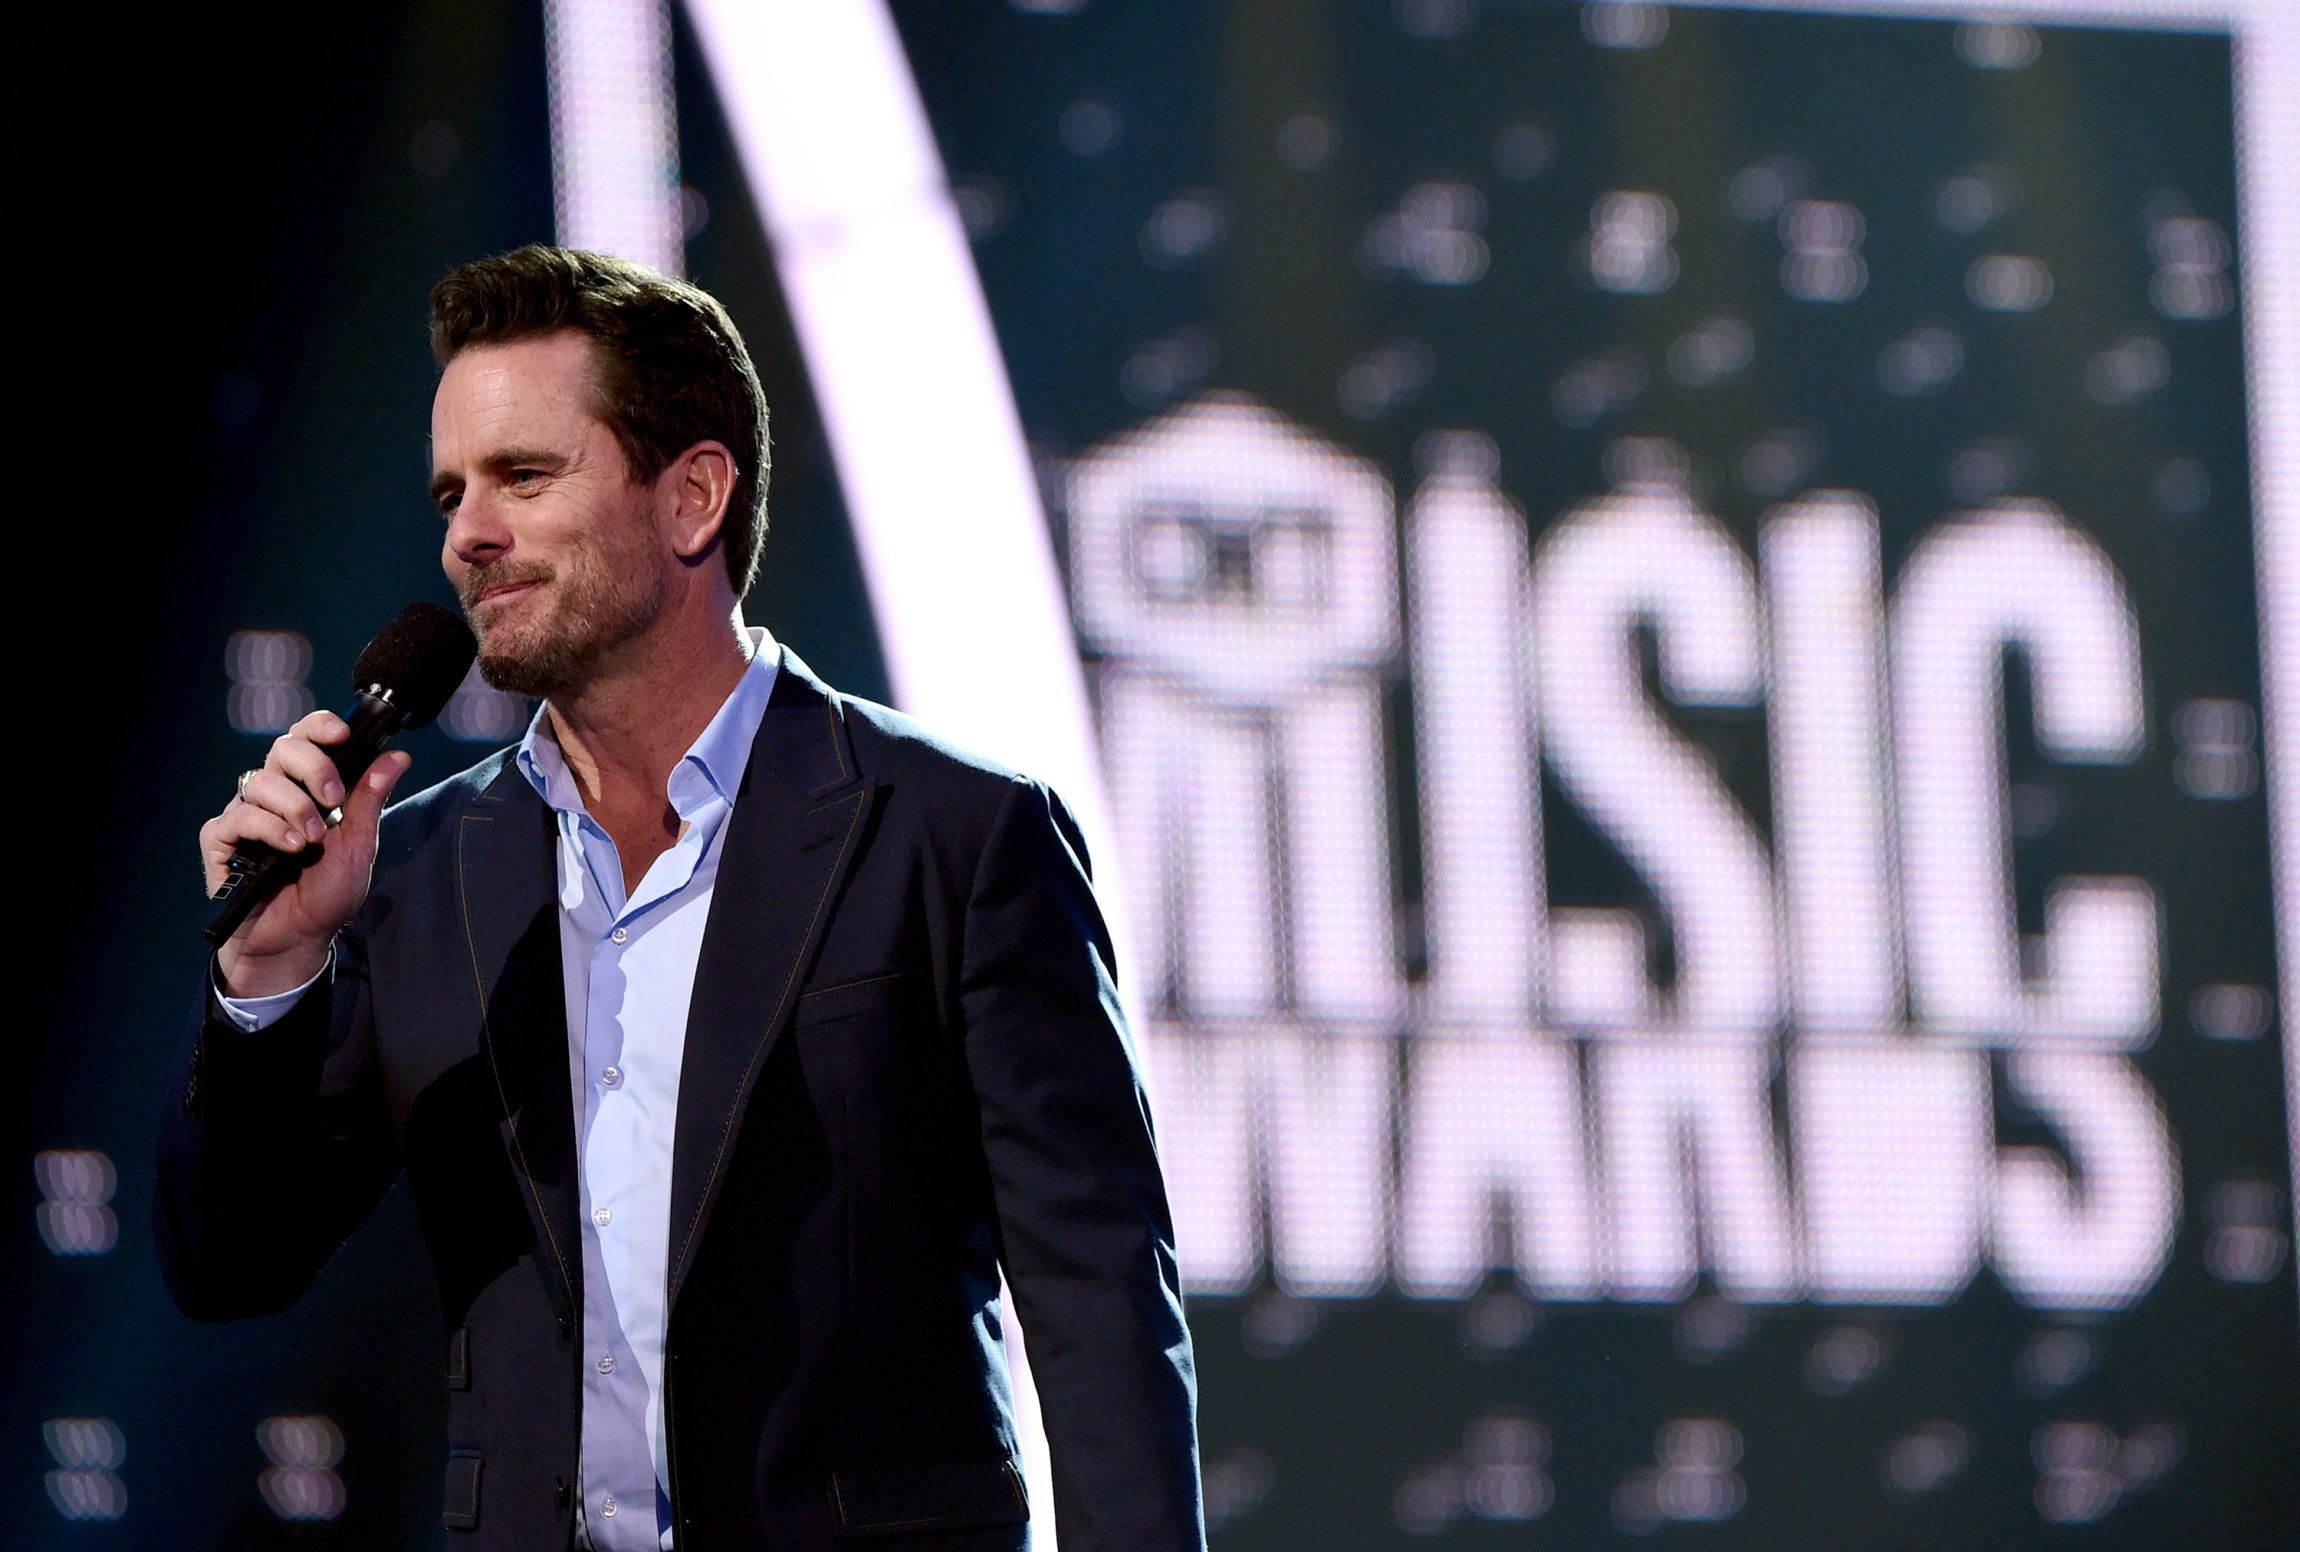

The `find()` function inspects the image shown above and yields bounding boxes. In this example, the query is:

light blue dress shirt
[222,629,779,1552]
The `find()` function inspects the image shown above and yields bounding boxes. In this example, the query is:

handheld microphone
[205,602,478,947]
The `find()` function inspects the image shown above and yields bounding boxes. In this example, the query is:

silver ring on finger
[236,769,256,803]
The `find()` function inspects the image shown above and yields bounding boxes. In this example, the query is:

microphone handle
[204,690,407,948]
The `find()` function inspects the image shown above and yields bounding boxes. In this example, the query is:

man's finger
[239,767,329,843]
[199,816,240,892]
[200,812,267,868]
[269,736,348,811]
[337,750,413,835]
[287,710,351,747]
[220,794,317,857]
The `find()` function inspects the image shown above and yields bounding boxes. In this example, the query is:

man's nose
[445,491,512,564]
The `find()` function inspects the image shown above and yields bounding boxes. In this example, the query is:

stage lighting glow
[1140,191,1225,269]
[682,0,1110,862]
[438,661,532,744]
[2204,1177,2292,1281]
[1665,316,1756,388]
[1957,17,2045,68]
[1361,182,1491,286]
[1058,99,1122,159]
[2172,696,2261,798]
[1967,252,2056,311]
[1337,338,1435,421]
[1740,428,1821,497]
[1936,164,2018,232]
[1670,1292,1749,1361]
[1394,1412,1555,1533]
[1728,153,1810,223]
[2152,211,2236,317]
[1585,3,1670,50]
[1552,346,1646,428]
[1803,1323,1889,1395]
[35,1149,118,1257]
[1584,192,1679,295]
[1122,326,1219,410]
[1613,1419,1747,1532]
[224,629,314,735]
[543,0,682,276]
[2193,981,2274,1040]
[1780,200,1868,302]
[1881,1421,1972,1495]
[43,1418,126,1522]
[2018,1326,2097,1393]
[1877,324,1965,396]
[1278,113,1339,174]
[256,1415,347,1522]
[2083,332,2173,405]
[1200,1445,1277,1532]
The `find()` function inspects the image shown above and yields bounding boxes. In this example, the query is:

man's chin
[476,642,586,700]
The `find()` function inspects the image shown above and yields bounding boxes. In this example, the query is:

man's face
[430,331,668,698]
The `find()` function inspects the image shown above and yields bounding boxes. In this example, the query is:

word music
[1069,396,2178,1311]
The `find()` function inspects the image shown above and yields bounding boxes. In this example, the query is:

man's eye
[437,493,460,517]
[509,468,544,486]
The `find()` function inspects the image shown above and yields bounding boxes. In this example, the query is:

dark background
[17,2,2293,1547]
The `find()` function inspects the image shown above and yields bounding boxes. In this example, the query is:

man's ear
[662,440,737,562]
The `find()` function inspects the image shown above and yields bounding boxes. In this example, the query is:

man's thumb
[341,751,414,834]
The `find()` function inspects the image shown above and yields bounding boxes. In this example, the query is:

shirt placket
[571,815,659,1548]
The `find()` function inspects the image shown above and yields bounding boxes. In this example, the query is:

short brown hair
[430,245,770,596]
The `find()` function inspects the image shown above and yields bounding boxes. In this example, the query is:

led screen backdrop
[17,1,2296,1548]
[906,5,2291,1545]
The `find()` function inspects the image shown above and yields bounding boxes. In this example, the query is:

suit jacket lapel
[456,760,581,1322]
[667,651,875,1306]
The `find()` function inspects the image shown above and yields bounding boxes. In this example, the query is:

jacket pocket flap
[795,972,913,1027]
[445,1326,471,1391]
[442,1450,483,1531]
[830,1458,1027,1536]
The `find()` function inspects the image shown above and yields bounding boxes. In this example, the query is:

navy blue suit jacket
[157,650,1202,1550]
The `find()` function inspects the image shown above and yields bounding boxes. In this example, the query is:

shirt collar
[515,627,781,822]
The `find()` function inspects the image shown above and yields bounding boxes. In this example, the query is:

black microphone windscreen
[351,602,479,728]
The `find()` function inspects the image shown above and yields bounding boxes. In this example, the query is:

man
[159,245,1202,1551]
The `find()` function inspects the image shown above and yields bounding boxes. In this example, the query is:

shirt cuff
[212,954,330,1032]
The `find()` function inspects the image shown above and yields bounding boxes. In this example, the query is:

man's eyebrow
[482,446,565,474]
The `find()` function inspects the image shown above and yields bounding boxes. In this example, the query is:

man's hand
[201,711,413,998]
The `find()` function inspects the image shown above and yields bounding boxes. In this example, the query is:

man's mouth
[466,573,547,612]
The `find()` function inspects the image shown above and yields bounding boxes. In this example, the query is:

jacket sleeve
[959,775,1205,1552]
[154,917,402,1321]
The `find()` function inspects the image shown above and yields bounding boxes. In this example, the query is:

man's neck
[543,612,755,887]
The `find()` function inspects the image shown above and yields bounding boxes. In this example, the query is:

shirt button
[598,1353,615,1374]
[601,1066,622,1089]
[610,926,628,945]
[600,1494,618,1518]
[594,1207,612,1227]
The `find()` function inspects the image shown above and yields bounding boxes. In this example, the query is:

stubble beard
[460,532,668,700]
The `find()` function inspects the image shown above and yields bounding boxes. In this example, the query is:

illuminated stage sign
[1075,396,2178,1314]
